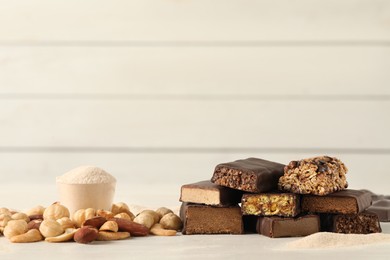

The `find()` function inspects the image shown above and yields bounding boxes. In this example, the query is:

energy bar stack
[179,156,382,237]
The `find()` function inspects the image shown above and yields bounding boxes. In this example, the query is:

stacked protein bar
[179,156,382,237]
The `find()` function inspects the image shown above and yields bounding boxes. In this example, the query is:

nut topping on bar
[278,156,348,196]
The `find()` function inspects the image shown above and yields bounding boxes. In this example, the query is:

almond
[110,218,149,236]
[27,219,42,230]
[82,216,106,229]
[74,226,98,244]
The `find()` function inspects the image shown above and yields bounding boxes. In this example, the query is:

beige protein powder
[286,232,390,249]
[56,166,116,214]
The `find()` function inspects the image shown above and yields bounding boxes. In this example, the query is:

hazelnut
[39,219,64,238]
[159,213,182,231]
[43,203,70,220]
[3,219,28,239]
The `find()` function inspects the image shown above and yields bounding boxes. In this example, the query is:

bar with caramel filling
[241,193,300,217]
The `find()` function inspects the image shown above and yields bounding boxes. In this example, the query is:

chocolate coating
[257,215,320,238]
[211,158,285,193]
[367,199,390,222]
[302,189,372,214]
[320,211,381,234]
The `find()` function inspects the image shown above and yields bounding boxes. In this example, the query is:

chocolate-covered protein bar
[180,180,243,206]
[180,203,243,235]
[257,215,320,238]
[367,199,390,222]
[321,211,381,234]
[211,158,285,193]
[241,193,300,217]
[301,189,372,214]
[278,156,348,196]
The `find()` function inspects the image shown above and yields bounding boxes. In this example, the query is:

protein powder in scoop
[56,166,116,214]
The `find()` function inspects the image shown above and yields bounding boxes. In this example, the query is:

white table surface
[1,183,390,260]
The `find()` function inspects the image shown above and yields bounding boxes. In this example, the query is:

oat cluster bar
[278,156,348,196]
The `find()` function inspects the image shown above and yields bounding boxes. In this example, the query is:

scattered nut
[150,224,176,236]
[114,212,132,220]
[110,218,149,236]
[11,212,30,222]
[0,214,12,228]
[28,214,44,221]
[57,217,76,230]
[45,228,78,243]
[43,203,70,220]
[10,229,43,243]
[111,202,135,220]
[72,208,96,228]
[96,231,130,241]
[138,210,160,223]
[3,219,28,239]
[39,219,64,238]
[82,216,106,229]
[96,209,115,220]
[25,205,45,217]
[134,212,156,229]
[0,208,11,216]
[159,213,183,231]
[74,226,98,244]
[27,219,43,230]
[99,221,118,232]
[155,207,173,218]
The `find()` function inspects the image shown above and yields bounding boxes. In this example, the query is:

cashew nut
[99,221,118,232]
[10,229,43,243]
[96,231,130,241]
[45,228,78,243]
[150,224,176,236]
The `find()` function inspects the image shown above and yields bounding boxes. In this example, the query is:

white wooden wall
[1,0,389,194]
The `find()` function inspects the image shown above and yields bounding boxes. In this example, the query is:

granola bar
[278,156,348,196]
